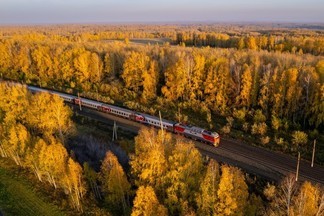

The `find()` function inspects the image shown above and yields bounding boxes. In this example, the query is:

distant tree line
[175,32,324,55]
[0,26,323,159]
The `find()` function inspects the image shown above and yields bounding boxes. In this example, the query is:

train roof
[203,130,219,137]
[28,86,74,99]
[27,86,49,93]
[143,113,175,125]
[50,91,75,99]
[79,97,103,107]
[102,103,135,113]
[189,126,205,133]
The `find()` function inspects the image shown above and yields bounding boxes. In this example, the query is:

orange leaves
[122,51,150,93]
[216,165,248,215]
[269,176,324,216]
[99,151,130,214]
[162,54,188,101]
[132,186,167,216]
[73,50,92,83]
[131,128,168,188]
[26,92,72,140]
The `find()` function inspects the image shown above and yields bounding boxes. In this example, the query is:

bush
[221,125,231,134]
[251,122,267,136]
[253,109,266,123]
[226,116,234,127]
[258,123,267,136]
[242,123,249,132]
[260,136,270,145]
[233,108,246,122]
[292,131,308,146]
[271,115,281,131]
[274,136,285,146]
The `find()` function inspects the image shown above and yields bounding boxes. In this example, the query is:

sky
[0,0,323,24]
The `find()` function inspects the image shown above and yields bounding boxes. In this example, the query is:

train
[27,85,220,147]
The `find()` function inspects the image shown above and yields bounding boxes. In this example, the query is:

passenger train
[27,86,220,146]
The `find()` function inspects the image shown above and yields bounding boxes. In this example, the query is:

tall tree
[73,49,92,83]
[27,92,72,139]
[131,186,167,216]
[12,43,31,79]
[39,139,68,189]
[237,64,253,108]
[31,44,53,86]
[250,55,260,107]
[284,68,302,120]
[50,94,73,142]
[122,51,149,93]
[294,181,320,216]
[99,151,131,214]
[216,165,249,216]
[246,36,258,50]
[204,57,233,114]
[63,158,86,212]
[258,64,271,116]
[89,52,103,83]
[130,128,169,193]
[162,52,188,101]
[0,41,11,73]
[163,142,203,215]
[196,160,220,216]
[309,84,324,127]
[25,138,47,181]
[2,123,29,165]
[141,60,158,103]
[189,52,205,101]
[0,83,29,124]
[269,174,298,216]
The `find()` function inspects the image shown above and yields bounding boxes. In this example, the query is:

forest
[0,24,323,159]
[0,83,323,215]
[0,24,323,215]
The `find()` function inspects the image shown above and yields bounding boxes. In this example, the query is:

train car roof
[51,91,75,99]
[103,103,134,113]
[143,113,175,125]
[79,97,103,107]
[27,86,50,92]
[189,126,205,133]
[28,86,72,98]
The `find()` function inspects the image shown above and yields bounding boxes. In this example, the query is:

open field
[0,159,65,216]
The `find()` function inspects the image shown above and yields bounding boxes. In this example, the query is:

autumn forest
[0,24,324,215]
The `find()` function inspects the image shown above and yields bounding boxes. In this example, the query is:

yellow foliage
[163,141,203,215]
[100,151,130,213]
[295,181,320,216]
[131,128,169,190]
[216,165,248,216]
[131,186,167,216]
[196,160,220,215]
[27,92,72,140]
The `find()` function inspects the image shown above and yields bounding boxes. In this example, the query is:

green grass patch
[0,160,65,216]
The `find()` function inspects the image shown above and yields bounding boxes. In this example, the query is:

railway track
[72,105,324,185]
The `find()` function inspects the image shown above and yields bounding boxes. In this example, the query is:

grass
[0,159,65,216]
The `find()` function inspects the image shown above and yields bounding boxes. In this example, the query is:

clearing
[0,160,65,216]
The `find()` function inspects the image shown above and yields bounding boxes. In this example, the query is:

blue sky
[0,0,323,24]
